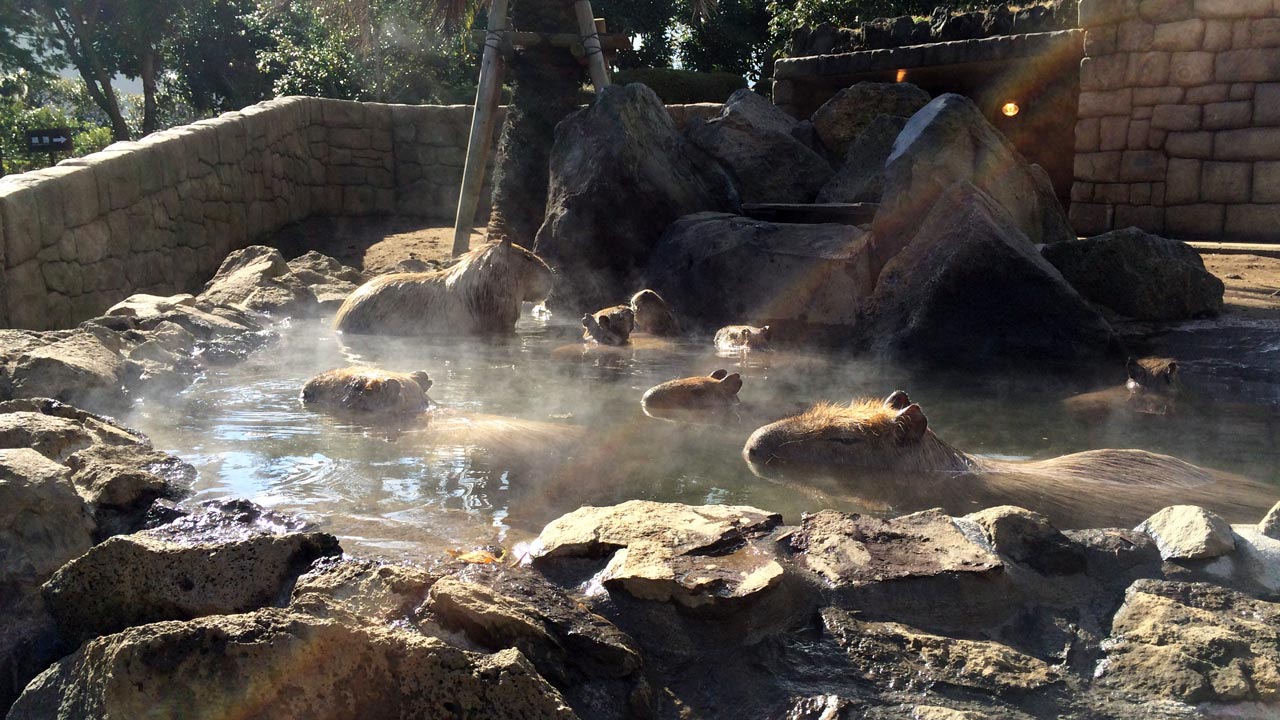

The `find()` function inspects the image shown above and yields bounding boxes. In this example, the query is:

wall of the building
[1069,0,1280,239]
[0,97,721,330]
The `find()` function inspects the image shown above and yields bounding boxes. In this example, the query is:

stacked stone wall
[0,97,721,330]
[1070,0,1280,239]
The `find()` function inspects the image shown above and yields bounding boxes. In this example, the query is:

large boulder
[871,94,1074,276]
[685,89,832,203]
[644,212,874,335]
[817,114,908,203]
[810,82,930,157]
[1136,505,1236,561]
[534,83,738,314]
[197,246,362,317]
[1096,580,1280,703]
[864,182,1117,366]
[1041,228,1225,321]
[9,609,577,720]
[6,330,128,413]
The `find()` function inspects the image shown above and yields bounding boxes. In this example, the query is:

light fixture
[1001,101,1020,117]
[895,69,907,83]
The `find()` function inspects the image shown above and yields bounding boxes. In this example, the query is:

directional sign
[26,128,73,155]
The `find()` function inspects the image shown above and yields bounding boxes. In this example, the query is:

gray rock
[963,505,1086,575]
[0,448,95,599]
[8,331,129,413]
[810,82,930,157]
[289,557,439,624]
[43,527,341,648]
[65,443,194,539]
[531,500,782,609]
[197,245,312,316]
[866,182,1116,366]
[534,83,738,314]
[1041,228,1225,321]
[9,609,577,720]
[1096,579,1280,703]
[1261,501,1280,540]
[1136,505,1236,561]
[645,212,874,334]
[104,293,197,320]
[817,114,907,203]
[685,89,832,203]
[871,94,1074,276]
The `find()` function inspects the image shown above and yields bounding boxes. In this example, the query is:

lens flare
[1002,101,1020,117]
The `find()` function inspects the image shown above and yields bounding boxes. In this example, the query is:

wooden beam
[575,0,610,91]
[452,0,511,257]
[469,30,630,51]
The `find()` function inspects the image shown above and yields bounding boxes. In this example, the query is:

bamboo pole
[452,0,511,257]
[574,0,610,92]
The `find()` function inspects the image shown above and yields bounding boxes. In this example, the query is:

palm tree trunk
[141,48,158,136]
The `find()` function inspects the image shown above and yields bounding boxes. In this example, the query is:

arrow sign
[26,128,74,155]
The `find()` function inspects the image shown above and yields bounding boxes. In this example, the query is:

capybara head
[642,369,743,412]
[581,305,635,346]
[715,325,771,351]
[744,391,968,472]
[630,289,680,336]
[1126,356,1180,396]
[492,238,554,303]
[300,367,432,415]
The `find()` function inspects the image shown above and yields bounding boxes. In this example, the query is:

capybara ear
[719,372,743,396]
[894,404,928,443]
[709,369,729,380]
[1125,356,1141,379]
[883,390,911,409]
[760,325,772,340]
[1166,361,1179,375]
[409,371,432,391]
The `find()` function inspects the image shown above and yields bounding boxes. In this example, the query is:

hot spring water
[126,309,1280,563]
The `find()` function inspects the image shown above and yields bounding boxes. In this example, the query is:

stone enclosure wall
[0,97,720,330]
[1069,0,1280,239]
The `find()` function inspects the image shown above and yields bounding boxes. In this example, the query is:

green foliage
[676,0,775,82]
[253,3,364,99]
[1,72,120,175]
[613,67,747,103]
[767,0,937,40]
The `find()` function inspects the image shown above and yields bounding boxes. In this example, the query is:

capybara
[333,239,553,336]
[630,289,680,336]
[581,305,635,346]
[715,325,771,352]
[1065,356,1181,420]
[301,367,433,415]
[642,369,743,413]
[744,391,1275,528]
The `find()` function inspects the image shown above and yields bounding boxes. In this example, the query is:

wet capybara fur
[715,325,771,352]
[582,305,635,346]
[301,367,433,415]
[642,369,743,413]
[334,239,553,336]
[744,391,1276,528]
[630,289,680,336]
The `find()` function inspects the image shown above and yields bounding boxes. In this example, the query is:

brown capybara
[581,305,635,346]
[714,324,771,352]
[743,391,1276,528]
[1065,356,1182,420]
[642,369,743,414]
[630,289,680,336]
[301,367,433,415]
[333,239,553,336]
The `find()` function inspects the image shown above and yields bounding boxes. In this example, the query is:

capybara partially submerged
[642,369,743,414]
[582,305,635,346]
[333,239,553,336]
[715,325,771,352]
[1065,356,1181,419]
[301,367,433,415]
[744,391,1275,528]
[630,289,680,336]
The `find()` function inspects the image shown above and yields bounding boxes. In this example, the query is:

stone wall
[1070,0,1280,239]
[0,96,721,330]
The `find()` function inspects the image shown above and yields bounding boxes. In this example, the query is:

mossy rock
[613,68,747,104]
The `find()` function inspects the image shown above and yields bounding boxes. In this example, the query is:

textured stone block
[1165,203,1225,236]
[1134,105,1155,119]
[1203,20,1233,50]
[1214,127,1280,159]
[1139,0,1194,23]
[1225,204,1280,237]
[1151,104,1201,130]
[1082,54,1131,91]
[1255,83,1280,124]
[1169,52,1215,85]
[1185,84,1230,104]
[1080,0,1139,28]
[1076,118,1101,151]
[1253,162,1280,202]
[1131,182,1154,204]
[1152,19,1204,50]
[1136,87,1184,107]
[1148,128,1168,148]
[1230,82,1256,100]
[1122,150,1169,181]
[1166,158,1202,203]
[1101,116,1131,150]
[1165,131,1214,157]
[1076,151,1124,181]
[1251,18,1280,47]
[1085,27,1118,55]
[1072,182,1097,201]
[1097,183,1132,203]
[1069,202,1113,236]
[1195,0,1272,17]
[1216,49,1280,83]
[1128,119,1153,148]
[1201,161,1252,202]
[1204,100,1253,129]
[1080,89,1134,117]
[1127,52,1171,86]
[1115,204,1166,231]
[1118,19,1156,50]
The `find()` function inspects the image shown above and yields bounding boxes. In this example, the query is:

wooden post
[574,0,610,92]
[452,0,510,257]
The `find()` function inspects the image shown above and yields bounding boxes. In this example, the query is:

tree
[1,71,114,175]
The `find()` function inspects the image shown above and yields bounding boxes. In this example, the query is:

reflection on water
[127,309,1280,562]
